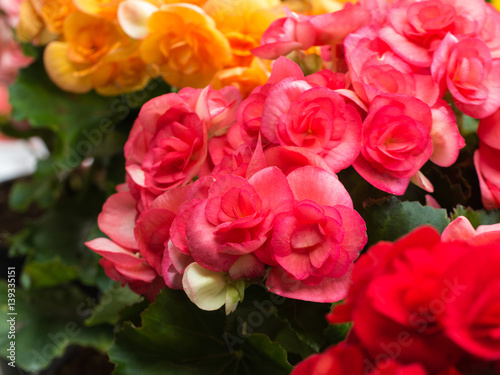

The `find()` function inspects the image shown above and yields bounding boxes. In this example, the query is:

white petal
[182,263,227,311]
[118,0,158,40]
[225,279,245,315]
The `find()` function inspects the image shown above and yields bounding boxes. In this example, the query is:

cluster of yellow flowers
[15,0,349,96]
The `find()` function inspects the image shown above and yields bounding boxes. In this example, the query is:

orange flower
[16,0,75,44]
[44,11,126,93]
[31,0,76,34]
[16,0,44,43]
[211,57,270,98]
[90,42,154,95]
[140,4,232,88]
[203,0,282,67]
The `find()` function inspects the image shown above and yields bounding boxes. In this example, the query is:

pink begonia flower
[251,11,316,60]
[256,59,363,172]
[431,34,500,119]
[85,191,165,300]
[0,0,23,27]
[185,167,295,273]
[236,57,304,147]
[344,25,439,106]
[353,93,433,195]
[265,166,367,302]
[0,18,33,84]
[474,142,500,210]
[442,216,500,245]
[0,84,10,117]
[124,86,241,201]
[261,83,362,173]
[379,0,488,68]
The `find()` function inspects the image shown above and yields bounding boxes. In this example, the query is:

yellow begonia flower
[31,0,76,34]
[203,0,283,67]
[91,42,154,95]
[211,58,270,98]
[16,0,75,43]
[44,11,127,93]
[16,0,44,43]
[140,4,232,88]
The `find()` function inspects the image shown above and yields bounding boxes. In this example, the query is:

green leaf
[363,196,450,246]
[9,59,171,182]
[274,299,331,354]
[12,183,110,289]
[451,206,500,228]
[0,282,114,372]
[22,257,79,289]
[85,285,142,326]
[109,289,292,375]
[8,177,55,212]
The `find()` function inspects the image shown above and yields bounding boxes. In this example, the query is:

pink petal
[266,266,352,302]
[441,216,477,242]
[86,238,142,266]
[248,166,295,213]
[430,100,465,167]
[379,26,432,67]
[264,146,335,175]
[353,153,411,195]
[287,166,353,208]
[98,191,138,250]
[268,56,305,84]
[335,205,367,261]
[478,109,500,150]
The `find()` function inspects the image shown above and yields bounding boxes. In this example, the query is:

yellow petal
[16,0,44,43]
[44,41,93,93]
[73,0,123,19]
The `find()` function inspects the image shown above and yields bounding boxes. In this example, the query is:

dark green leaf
[0,282,114,372]
[363,196,450,246]
[22,257,79,289]
[109,289,292,375]
[85,285,142,326]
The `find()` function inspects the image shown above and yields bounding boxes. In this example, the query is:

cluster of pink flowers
[292,219,500,375]
[0,0,32,117]
[87,0,500,311]
[254,0,500,195]
[86,71,369,305]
